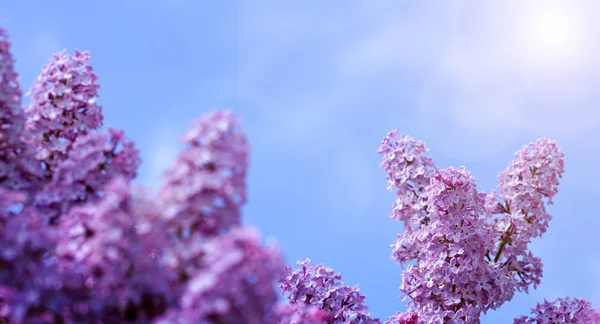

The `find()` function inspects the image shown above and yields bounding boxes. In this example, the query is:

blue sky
[3,1,600,322]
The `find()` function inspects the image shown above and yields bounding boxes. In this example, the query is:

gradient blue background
[2,1,599,322]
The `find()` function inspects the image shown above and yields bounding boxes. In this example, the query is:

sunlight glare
[518,4,589,66]
[531,9,572,47]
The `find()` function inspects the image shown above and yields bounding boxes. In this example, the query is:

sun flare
[518,4,589,65]
[531,9,572,47]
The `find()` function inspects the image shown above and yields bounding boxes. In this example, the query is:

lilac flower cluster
[158,110,248,237]
[155,227,282,323]
[20,48,140,225]
[281,131,595,323]
[514,297,600,323]
[279,258,378,323]
[278,259,421,324]
[0,28,30,191]
[395,167,508,322]
[374,130,595,323]
[24,50,103,162]
[485,139,565,296]
[386,311,419,324]
[269,303,330,324]
[0,26,320,323]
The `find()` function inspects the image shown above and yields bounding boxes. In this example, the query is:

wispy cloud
[337,1,600,134]
[239,1,600,167]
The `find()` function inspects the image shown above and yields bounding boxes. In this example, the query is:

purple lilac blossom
[279,258,380,323]
[24,50,103,173]
[21,49,140,224]
[396,167,505,323]
[156,227,283,324]
[385,311,419,324]
[484,139,565,297]
[34,128,140,223]
[269,303,329,324]
[158,110,249,238]
[0,190,63,321]
[377,131,591,323]
[0,28,37,191]
[0,28,22,150]
[377,131,437,266]
[377,131,436,223]
[55,177,173,322]
[514,297,600,323]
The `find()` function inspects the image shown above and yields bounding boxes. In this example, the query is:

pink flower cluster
[275,130,598,323]
[158,111,248,237]
[514,297,600,323]
[279,259,420,324]
[279,258,378,323]
[372,131,598,323]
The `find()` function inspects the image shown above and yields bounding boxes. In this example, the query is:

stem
[494,224,513,263]
[530,167,537,179]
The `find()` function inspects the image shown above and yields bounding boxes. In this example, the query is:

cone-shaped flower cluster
[396,167,512,322]
[0,28,33,191]
[279,258,380,323]
[158,110,248,237]
[484,139,565,297]
[386,311,419,324]
[514,297,600,323]
[18,48,141,224]
[374,130,597,323]
[24,50,103,163]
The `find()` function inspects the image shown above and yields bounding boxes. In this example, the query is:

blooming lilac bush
[0,24,598,323]
[375,132,569,323]
[279,111,598,322]
[279,132,598,323]
[0,26,325,323]
[279,259,379,323]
